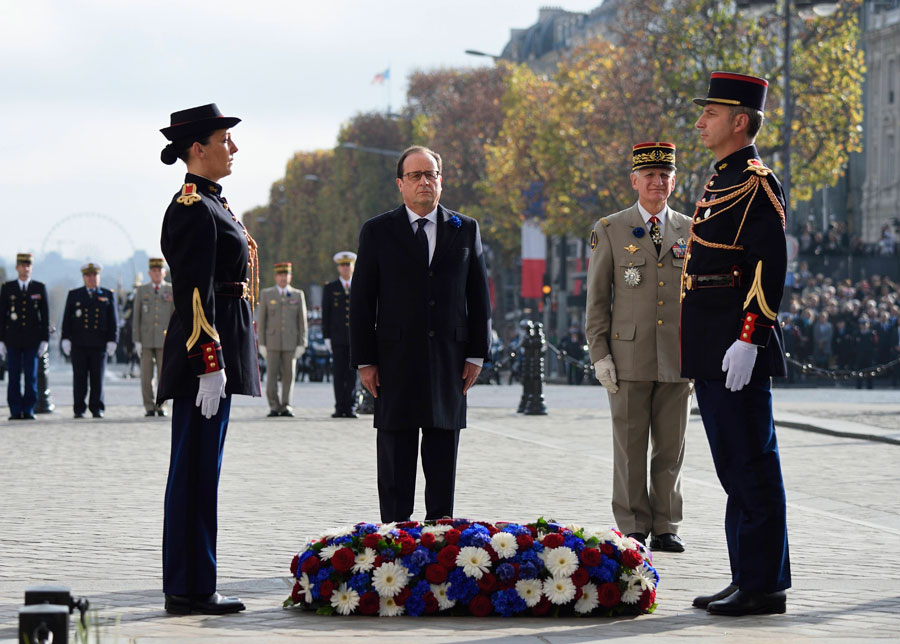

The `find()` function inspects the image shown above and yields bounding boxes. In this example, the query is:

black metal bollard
[35,349,55,413]
[19,604,68,644]
[517,321,548,415]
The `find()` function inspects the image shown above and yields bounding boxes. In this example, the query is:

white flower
[430,583,456,610]
[371,561,408,597]
[297,572,313,604]
[456,546,491,579]
[352,547,377,573]
[379,595,405,617]
[377,522,398,536]
[421,524,452,536]
[490,532,518,559]
[330,582,360,615]
[324,525,356,539]
[515,579,543,607]
[620,576,642,604]
[574,583,599,614]
[543,576,577,605]
[544,546,579,578]
[318,544,339,561]
[633,563,657,591]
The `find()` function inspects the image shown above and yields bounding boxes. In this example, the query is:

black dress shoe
[280,409,295,417]
[344,411,359,418]
[22,413,36,420]
[165,592,245,615]
[267,410,281,417]
[707,589,786,616]
[626,532,647,545]
[693,584,738,609]
[331,411,344,418]
[74,413,85,419]
[8,413,23,420]
[650,533,685,552]
[146,410,158,417]
[92,411,104,419]
[157,408,168,417]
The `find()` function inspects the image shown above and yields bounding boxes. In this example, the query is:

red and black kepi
[693,71,768,112]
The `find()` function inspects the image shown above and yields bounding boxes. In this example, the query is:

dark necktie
[649,216,662,255]
[416,218,429,266]
[154,285,159,294]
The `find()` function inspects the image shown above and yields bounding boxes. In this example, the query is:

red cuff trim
[739,312,758,343]
[201,341,221,373]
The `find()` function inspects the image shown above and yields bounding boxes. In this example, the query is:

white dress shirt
[637,202,668,234]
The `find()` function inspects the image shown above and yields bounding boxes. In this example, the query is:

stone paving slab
[1,368,899,641]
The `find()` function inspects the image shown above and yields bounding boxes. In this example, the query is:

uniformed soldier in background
[257,262,308,417]
[132,258,175,416]
[0,252,49,420]
[61,262,118,418]
[322,251,357,418]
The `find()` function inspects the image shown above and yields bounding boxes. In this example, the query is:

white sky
[0,0,601,264]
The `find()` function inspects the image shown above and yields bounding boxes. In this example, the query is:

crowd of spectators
[796,220,900,256]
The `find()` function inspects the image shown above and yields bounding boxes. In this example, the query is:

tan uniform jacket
[257,286,308,352]
[585,203,690,382]
[132,282,174,349]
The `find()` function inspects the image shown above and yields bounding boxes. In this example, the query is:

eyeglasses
[402,170,440,182]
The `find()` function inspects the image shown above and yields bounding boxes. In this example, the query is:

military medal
[623,267,642,287]
[672,238,687,258]
[624,244,639,254]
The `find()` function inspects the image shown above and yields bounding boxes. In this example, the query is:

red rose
[290,554,300,576]
[527,525,538,537]
[362,533,381,550]
[600,543,614,556]
[516,534,534,549]
[445,529,461,545]
[622,549,643,568]
[395,587,411,606]
[580,547,601,567]
[424,592,439,614]
[485,545,499,563]
[420,533,436,548]
[398,521,418,530]
[485,523,499,536]
[571,567,590,587]
[456,523,471,532]
[542,533,564,549]
[425,564,448,584]
[597,582,621,608]
[639,588,656,611]
[319,579,335,601]
[437,518,454,525]
[300,555,320,575]
[291,581,303,604]
[469,594,493,617]
[358,591,379,615]
[374,555,386,568]
[399,537,416,555]
[331,547,355,573]
[531,596,551,616]
[574,587,584,601]
[437,545,460,569]
[477,573,498,593]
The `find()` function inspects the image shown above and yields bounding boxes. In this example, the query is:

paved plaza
[2,364,899,642]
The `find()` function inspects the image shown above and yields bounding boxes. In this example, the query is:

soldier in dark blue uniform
[682,72,790,616]
[61,262,118,419]
[157,103,260,615]
[0,253,49,420]
[322,251,358,418]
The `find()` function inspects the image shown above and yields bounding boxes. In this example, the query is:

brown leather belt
[684,268,741,291]
[214,281,249,299]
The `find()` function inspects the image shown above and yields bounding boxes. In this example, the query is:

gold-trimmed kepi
[333,251,357,265]
[693,71,769,112]
[16,252,33,265]
[632,142,676,171]
[274,262,292,274]
[149,257,165,269]
[81,262,102,275]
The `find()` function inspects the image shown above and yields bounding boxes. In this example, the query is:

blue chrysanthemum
[563,534,584,551]
[588,563,613,584]
[448,215,462,228]
[401,548,430,576]
[633,226,645,238]
[518,561,539,579]
[501,524,529,536]
[348,573,370,594]
[496,562,516,582]
[446,569,479,602]
[405,594,426,616]
[460,525,491,548]
[380,547,396,560]
[492,588,527,617]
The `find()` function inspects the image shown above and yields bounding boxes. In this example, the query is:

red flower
[373,555,386,568]
[290,554,300,576]
[516,534,534,549]
[425,564,448,584]
[437,545,460,569]
[398,521,418,529]
[485,523,500,536]
[319,579,335,601]
[597,582,621,608]
[527,525,538,537]
[445,529,461,545]
[436,518,454,525]
[331,547,355,573]
[542,533,564,549]
[580,547,601,567]
[639,588,656,611]
[485,545,499,563]
[424,592,439,614]
[531,596,551,616]
[574,587,584,601]
[300,555,320,574]
[600,543,614,556]
[571,567,590,587]
[469,594,493,617]
[358,591,379,615]
[362,533,381,550]
[420,532,436,548]
[477,573,498,593]
[399,537,416,556]
[622,549,643,568]
[395,587,411,606]
[291,581,303,604]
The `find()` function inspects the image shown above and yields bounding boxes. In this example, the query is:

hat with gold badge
[16,252,33,265]
[632,142,676,172]
[274,262,292,274]
[693,71,769,112]
[149,258,165,269]
[333,251,357,265]
[81,262,102,275]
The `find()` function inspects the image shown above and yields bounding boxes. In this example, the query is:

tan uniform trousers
[266,350,298,412]
[608,379,690,536]
[140,347,165,412]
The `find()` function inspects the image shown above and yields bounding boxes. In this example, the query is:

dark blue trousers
[7,346,38,416]
[71,346,106,415]
[162,395,231,596]
[331,343,356,413]
[694,378,791,592]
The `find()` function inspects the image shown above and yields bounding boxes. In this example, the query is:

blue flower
[448,215,462,228]
[348,573,370,594]
[517,561,539,579]
[460,525,491,548]
[492,588,527,617]
[632,226,645,238]
[496,562,516,582]
[447,569,479,602]
[405,594,426,616]
[501,524,529,536]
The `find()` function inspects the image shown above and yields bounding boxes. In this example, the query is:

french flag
[521,218,546,299]
[372,68,390,84]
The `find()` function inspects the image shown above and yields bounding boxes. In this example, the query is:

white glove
[37,341,48,356]
[106,341,117,357]
[324,338,332,353]
[61,339,72,356]
[196,369,227,419]
[134,341,142,354]
[722,340,758,392]
[294,346,304,360]
[259,345,267,360]
[0,342,5,360]
[593,354,618,393]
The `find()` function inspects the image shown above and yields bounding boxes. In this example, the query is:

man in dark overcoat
[322,251,357,417]
[350,145,492,523]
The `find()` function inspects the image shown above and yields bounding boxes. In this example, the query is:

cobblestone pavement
[1,365,899,642]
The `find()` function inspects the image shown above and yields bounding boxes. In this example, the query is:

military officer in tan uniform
[132,258,175,416]
[585,142,692,553]
[257,262,308,417]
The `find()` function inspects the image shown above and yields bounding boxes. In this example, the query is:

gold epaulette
[601,218,610,227]
[744,158,773,177]
[176,183,202,206]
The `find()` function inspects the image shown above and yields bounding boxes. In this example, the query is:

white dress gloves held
[106,342,116,357]
[722,340,758,392]
[593,354,618,394]
[196,369,227,419]
[258,345,267,360]
[61,339,72,356]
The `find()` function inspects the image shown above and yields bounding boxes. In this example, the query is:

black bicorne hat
[693,71,768,112]
[160,103,240,164]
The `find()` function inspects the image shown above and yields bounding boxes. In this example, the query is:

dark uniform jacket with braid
[680,145,788,380]
[157,173,260,401]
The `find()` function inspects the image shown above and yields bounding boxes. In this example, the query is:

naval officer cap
[159,103,241,165]
[333,251,357,265]
[693,71,769,112]
[81,262,102,275]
